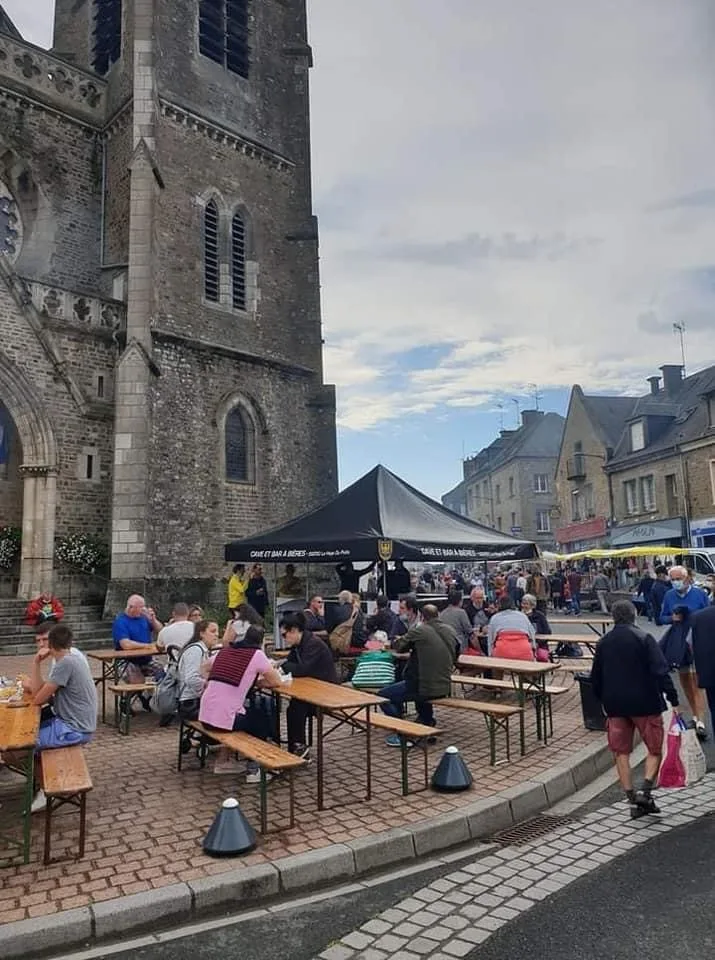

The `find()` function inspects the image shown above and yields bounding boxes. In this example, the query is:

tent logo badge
[378,539,393,561]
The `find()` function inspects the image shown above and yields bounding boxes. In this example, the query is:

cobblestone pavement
[316,773,715,960]
[0,650,599,924]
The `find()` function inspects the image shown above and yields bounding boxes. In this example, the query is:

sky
[6,0,715,500]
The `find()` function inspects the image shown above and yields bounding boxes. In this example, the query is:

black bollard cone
[203,798,257,857]
[431,745,473,792]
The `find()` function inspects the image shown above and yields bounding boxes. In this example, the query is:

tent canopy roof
[225,464,538,563]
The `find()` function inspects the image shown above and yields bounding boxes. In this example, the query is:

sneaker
[291,744,311,762]
[159,713,175,728]
[695,720,708,741]
[246,769,273,784]
[140,695,152,713]
[385,734,414,748]
[30,790,47,814]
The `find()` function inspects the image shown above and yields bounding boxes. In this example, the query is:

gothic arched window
[225,406,254,482]
[204,199,220,302]
[199,0,250,79]
[93,0,122,75]
[231,211,247,311]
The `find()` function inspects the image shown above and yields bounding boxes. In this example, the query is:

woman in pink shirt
[199,626,283,782]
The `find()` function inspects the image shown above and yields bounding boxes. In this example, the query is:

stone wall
[554,391,612,527]
[608,454,682,524]
[683,444,715,525]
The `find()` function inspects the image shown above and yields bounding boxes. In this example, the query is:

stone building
[447,410,564,549]
[0,2,337,605]
[553,387,636,552]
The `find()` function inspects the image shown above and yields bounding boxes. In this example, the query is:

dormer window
[630,420,645,452]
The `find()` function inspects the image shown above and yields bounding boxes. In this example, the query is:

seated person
[156,603,195,656]
[30,624,98,812]
[351,631,396,690]
[378,605,456,744]
[366,595,407,641]
[172,619,219,723]
[198,624,283,783]
[281,612,338,758]
[487,596,535,661]
[349,593,368,652]
[303,595,329,642]
[222,603,264,646]
[112,594,164,706]
[24,591,64,626]
[520,593,552,661]
[440,590,474,653]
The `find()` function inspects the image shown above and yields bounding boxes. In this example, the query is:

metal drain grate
[491,814,576,846]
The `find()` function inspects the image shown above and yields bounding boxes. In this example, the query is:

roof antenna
[496,401,504,431]
[672,321,687,376]
[527,383,541,410]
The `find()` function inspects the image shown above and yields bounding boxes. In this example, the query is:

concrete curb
[0,737,612,958]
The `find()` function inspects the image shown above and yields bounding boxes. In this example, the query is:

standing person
[439,590,473,653]
[691,602,715,733]
[650,566,670,624]
[377,605,456,742]
[526,568,550,613]
[246,563,269,619]
[636,568,655,621]
[549,569,564,610]
[567,568,582,616]
[659,604,708,740]
[591,601,680,819]
[303,595,328,642]
[280,612,338,758]
[658,565,709,624]
[386,560,411,600]
[227,564,249,615]
[29,624,98,812]
[335,561,376,595]
[592,569,611,615]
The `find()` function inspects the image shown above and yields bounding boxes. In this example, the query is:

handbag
[657,712,686,789]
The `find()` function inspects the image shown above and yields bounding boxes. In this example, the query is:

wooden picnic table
[0,696,40,864]
[549,616,612,637]
[457,655,561,753]
[86,647,161,723]
[272,677,386,811]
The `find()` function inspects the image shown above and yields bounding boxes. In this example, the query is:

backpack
[150,641,206,716]
[328,607,358,655]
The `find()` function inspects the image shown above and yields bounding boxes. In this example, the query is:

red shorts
[607,715,664,755]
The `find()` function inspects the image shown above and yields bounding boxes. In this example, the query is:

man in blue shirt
[112,595,163,703]
[658,566,709,625]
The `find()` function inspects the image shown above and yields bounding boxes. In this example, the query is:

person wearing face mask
[658,566,710,740]
[658,566,709,625]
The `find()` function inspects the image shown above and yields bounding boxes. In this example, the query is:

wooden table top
[458,655,560,676]
[549,617,611,628]
[0,698,40,751]
[276,676,386,710]
[86,646,159,661]
[537,633,599,643]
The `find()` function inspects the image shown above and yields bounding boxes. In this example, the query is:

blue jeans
[571,591,581,615]
[378,680,435,727]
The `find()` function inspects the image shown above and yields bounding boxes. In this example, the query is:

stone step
[0,636,114,658]
[0,623,114,641]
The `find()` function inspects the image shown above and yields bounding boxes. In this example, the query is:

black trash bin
[575,672,607,731]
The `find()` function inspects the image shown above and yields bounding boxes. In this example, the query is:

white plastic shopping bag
[680,724,707,785]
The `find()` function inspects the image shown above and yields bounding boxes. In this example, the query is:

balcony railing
[566,456,586,480]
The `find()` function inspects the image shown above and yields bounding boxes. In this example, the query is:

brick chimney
[647,376,660,396]
[521,409,544,427]
[660,364,684,396]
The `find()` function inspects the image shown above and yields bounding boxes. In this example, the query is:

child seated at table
[351,631,395,690]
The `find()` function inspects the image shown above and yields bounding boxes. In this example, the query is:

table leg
[317,708,324,811]
[22,748,34,864]
[534,682,543,742]
[100,663,108,724]
[517,680,526,756]
[273,692,282,745]
[365,704,372,801]
[541,678,549,746]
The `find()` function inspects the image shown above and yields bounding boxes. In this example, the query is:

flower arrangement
[55,533,108,574]
[0,526,21,569]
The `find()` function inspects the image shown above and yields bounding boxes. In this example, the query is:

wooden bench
[40,746,92,865]
[432,698,523,766]
[178,719,305,832]
[350,710,441,796]
[451,675,568,738]
[108,683,156,735]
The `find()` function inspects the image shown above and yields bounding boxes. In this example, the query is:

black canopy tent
[225,465,538,563]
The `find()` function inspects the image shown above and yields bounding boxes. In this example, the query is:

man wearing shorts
[592,600,679,818]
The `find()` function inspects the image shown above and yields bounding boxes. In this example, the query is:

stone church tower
[0,1,337,606]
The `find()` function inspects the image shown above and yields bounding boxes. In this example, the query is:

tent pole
[273,562,280,649]
[382,561,388,598]
[306,562,310,604]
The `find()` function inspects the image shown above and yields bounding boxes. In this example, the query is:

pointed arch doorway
[0,350,58,598]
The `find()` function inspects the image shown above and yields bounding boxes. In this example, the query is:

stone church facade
[0,1,337,605]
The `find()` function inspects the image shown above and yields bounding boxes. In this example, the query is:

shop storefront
[555,517,608,552]
[691,518,715,549]
[609,517,686,550]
